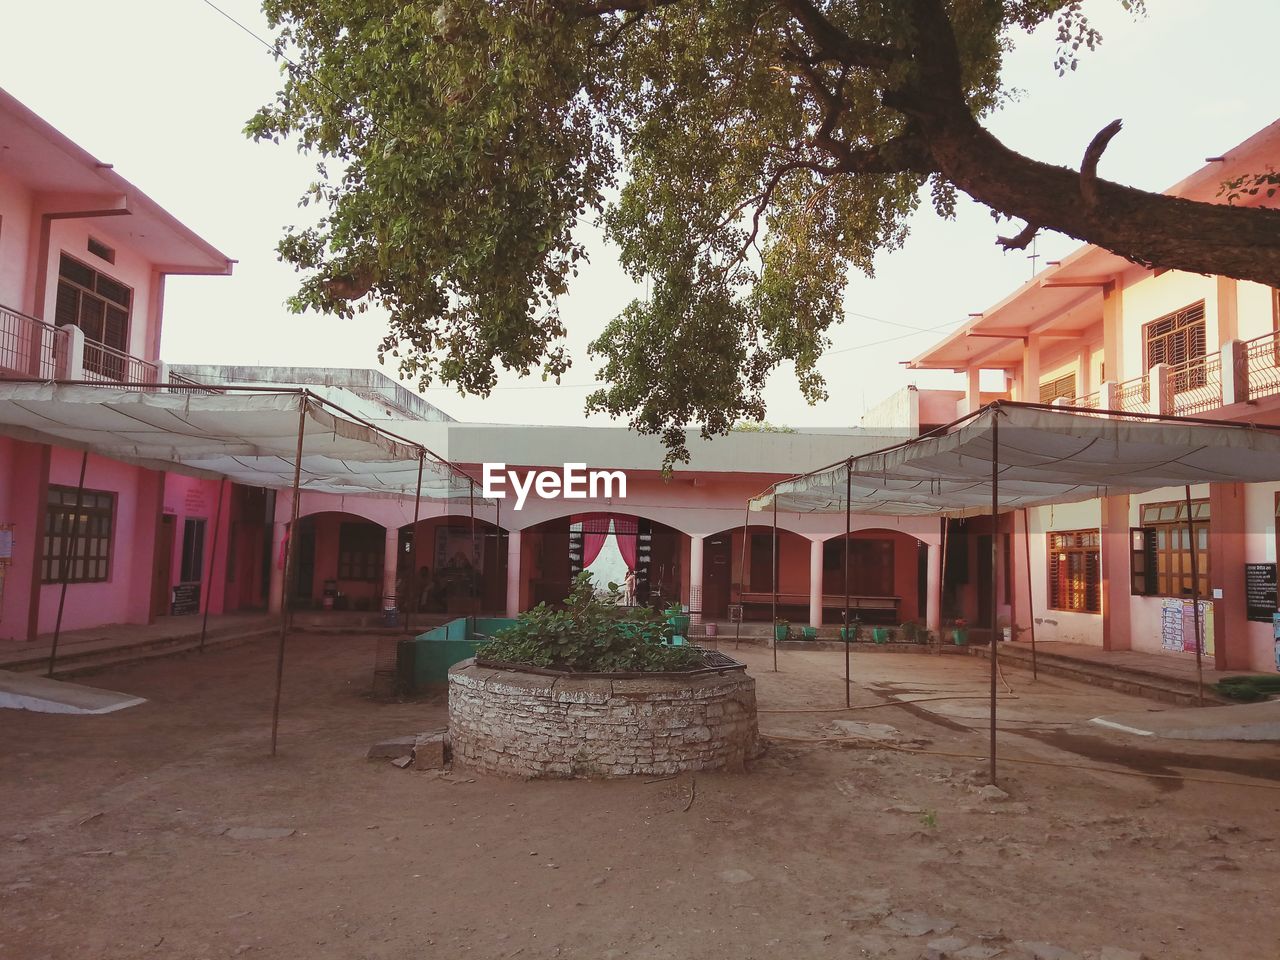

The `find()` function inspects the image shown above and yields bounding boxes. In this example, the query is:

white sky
[2,1,1278,428]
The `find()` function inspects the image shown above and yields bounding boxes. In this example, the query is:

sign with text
[1245,562,1277,623]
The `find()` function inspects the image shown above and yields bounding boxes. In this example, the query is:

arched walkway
[398,516,508,616]
[821,528,930,626]
[701,524,810,622]
[289,511,388,612]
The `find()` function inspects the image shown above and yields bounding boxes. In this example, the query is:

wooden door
[151,514,175,619]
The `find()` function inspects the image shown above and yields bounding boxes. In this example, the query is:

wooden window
[1038,373,1076,404]
[180,517,206,583]
[337,522,383,581]
[1131,500,1210,598]
[41,485,115,583]
[54,253,132,378]
[1048,530,1100,613]
[823,538,894,595]
[1144,301,1206,370]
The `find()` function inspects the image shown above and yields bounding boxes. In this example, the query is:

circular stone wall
[447,660,761,778]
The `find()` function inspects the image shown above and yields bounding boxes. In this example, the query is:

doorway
[151,514,174,619]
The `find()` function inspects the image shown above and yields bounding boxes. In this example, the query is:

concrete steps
[4,622,276,680]
[970,642,1228,706]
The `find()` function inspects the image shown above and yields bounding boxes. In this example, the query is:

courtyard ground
[2,635,1278,960]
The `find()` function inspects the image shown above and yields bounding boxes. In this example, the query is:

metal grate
[0,303,68,379]
[1115,374,1150,412]
[1169,352,1222,415]
[694,648,744,670]
[82,338,159,386]
[1245,328,1280,402]
[1069,390,1100,410]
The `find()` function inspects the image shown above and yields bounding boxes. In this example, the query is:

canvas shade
[0,382,477,499]
[752,403,1280,517]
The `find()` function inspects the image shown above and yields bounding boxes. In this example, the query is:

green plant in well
[477,573,702,673]
[920,810,938,830]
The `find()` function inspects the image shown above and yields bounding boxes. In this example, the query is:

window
[822,537,894,596]
[1048,530,1100,613]
[87,236,116,264]
[1039,373,1076,404]
[1131,500,1210,598]
[338,522,383,581]
[41,485,115,583]
[1144,302,1206,391]
[54,253,131,378]
[180,517,206,583]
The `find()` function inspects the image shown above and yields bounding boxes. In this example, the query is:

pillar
[808,538,823,629]
[1209,483,1246,671]
[1100,494,1131,652]
[1151,362,1173,415]
[381,526,398,604]
[1221,339,1247,406]
[689,535,705,618]
[1021,334,1041,403]
[505,529,522,617]
[268,521,286,614]
[926,540,942,637]
[965,366,982,414]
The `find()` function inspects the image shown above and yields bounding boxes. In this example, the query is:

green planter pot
[951,628,968,646]
[667,614,691,637]
[872,627,890,644]
[774,625,789,642]
[801,627,818,641]
[840,626,856,642]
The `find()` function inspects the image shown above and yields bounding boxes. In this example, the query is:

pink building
[906,120,1280,673]
[0,88,237,641]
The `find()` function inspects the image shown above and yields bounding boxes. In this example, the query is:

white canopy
[753,403,1280,517]
[0,382,477,499]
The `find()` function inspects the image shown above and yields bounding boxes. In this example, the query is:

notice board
[1245,562,1277,623]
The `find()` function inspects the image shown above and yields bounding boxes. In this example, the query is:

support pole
[736,502,749,649]
[270,396,307,757]
[469,478,478,619]
[404,453,424,636]
[1185,485,1204,705]
[938,517,949,654]
[199,477,227,653]
[989,414,1000,785]
[772,493,778,673]
[844,459,852,708]
[1022,507,1037,680]
[48,449,89,677]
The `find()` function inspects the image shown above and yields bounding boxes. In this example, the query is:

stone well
[447,659,761,778]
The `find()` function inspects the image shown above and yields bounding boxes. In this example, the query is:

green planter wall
[399,617,517,691]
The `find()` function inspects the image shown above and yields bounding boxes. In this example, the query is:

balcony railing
[0,303,70,379]
[82,338,159,387]
[1169,352,1222,416]
[1114,375,1150,413]
[1069,390,1101,409]
[168,371,223,395]
[1244,328,1280,402]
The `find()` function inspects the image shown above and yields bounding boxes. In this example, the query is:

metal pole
[772,493,778,673]
[470,478,478,619]
[404,454,424,635]
[199,477,227,653]
[844,459,852,708]
[48,449,89,677]
[736,502,749,649]
[1022,507,1037,680]
[270,396,308,756]
[1185,485,1204,705]
[938,517,949,654]
[989,414,1000,785]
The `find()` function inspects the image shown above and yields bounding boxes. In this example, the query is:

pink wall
[0,169,35,309]
[162,474,232,618]
[0,437,48,641]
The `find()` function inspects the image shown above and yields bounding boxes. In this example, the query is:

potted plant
[774,618,790,642]
[801,626,818,640]
[950,617,968,646]
[664,602,691,639]
[872,626,891,644]
[840,617,859,642]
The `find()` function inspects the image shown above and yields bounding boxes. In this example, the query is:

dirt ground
[2,635,1279,960]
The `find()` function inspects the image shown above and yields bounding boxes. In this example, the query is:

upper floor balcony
[1069,328,1280,418]
[0,302,158,386]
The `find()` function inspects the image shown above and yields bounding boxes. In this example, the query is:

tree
[248,0,1280,464]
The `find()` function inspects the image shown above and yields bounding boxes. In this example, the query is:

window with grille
[54,253,132,378]
[41,485,115,583]
[1038,373,1077,404]
[337,522,383,581]
[1048,530,1100,613]
[1131,500,1210,598]
[1145,301,1206,391]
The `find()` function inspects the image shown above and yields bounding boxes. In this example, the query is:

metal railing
[1169,352,1222,416]
[1069,390,1100,409]
[168,371,223,395]
[1244,328,1280,402]
[0,303,69,379]
[82,338,159,385]
[1114,374,1150,412]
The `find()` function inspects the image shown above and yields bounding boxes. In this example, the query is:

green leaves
[476,573,702,673]
[250,0,1131,464]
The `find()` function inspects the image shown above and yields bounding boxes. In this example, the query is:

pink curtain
[577,513,611,569]
[613,516,638,571]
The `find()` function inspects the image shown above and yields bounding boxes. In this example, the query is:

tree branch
[996,222,1039,251]
[1080,118,1123,209]
[778,0,902,73]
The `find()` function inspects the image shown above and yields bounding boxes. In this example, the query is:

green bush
[1214,674,1280,702]
[477,573,703,673]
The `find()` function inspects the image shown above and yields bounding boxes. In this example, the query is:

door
[703,534,731,618]
[151,514,175,619]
